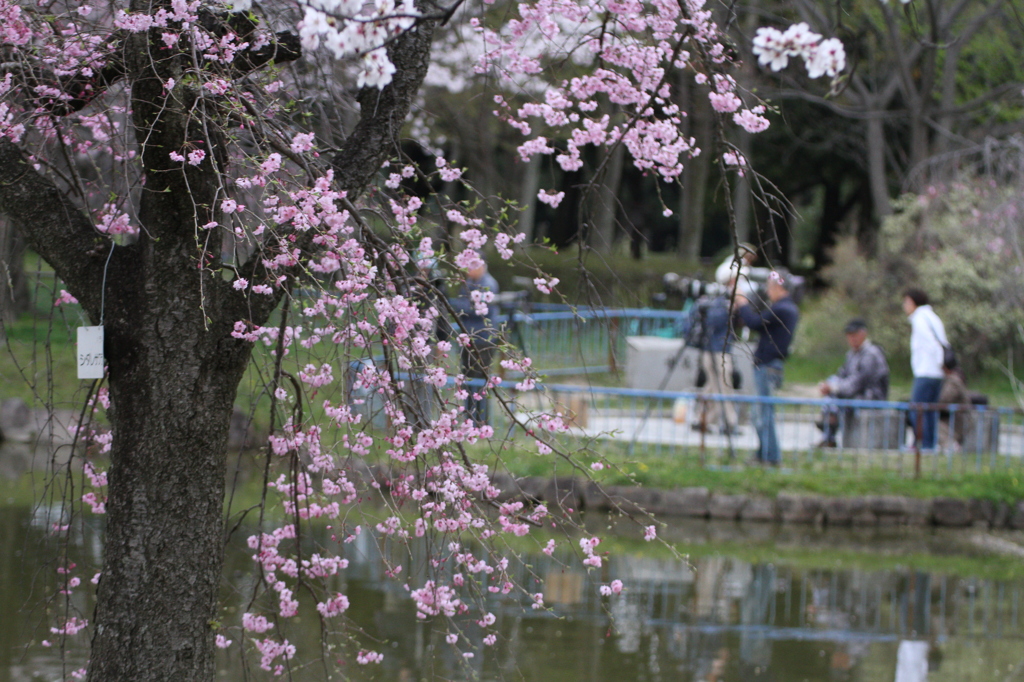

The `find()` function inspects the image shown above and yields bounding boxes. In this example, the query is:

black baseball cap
[843,318,868,333]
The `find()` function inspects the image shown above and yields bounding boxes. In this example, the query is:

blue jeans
[910,377,943,450]
[753,362,784,464]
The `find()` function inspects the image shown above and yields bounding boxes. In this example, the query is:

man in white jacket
[902,288,948,450]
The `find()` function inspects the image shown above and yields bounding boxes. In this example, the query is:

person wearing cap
[733,272,800,466]
[816,318,890,447]
[715,242,771,298]
[449,256,500,424]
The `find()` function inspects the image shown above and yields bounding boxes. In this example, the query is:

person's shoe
[816,439,837,448]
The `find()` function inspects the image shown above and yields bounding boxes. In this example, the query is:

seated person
[817,318,890,447]
[937,360,971,452]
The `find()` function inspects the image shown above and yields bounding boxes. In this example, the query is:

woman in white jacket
[902,288,947,450]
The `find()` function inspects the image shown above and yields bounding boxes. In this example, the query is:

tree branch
[230,13,438,325]
[329,16,438,196]
[0,138,105,319]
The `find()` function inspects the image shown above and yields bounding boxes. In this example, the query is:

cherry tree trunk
[0,3,436,678]
[86,254,252,681]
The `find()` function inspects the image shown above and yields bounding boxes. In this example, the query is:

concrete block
[862,495,919,525]
[993,502,1011,529]
[825,497,868,526]
[602,485,660,516]
[777,493,824,524]
[969,499,995,527]
[538,477,584,510]
[740,497,778,523]
[904,498,933,526]
[842,408,905,450]
[708,494,747,520]
[1009,501,1024,530]
[659,487,711,518]
[932,497,972,527]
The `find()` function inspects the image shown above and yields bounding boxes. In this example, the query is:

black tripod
[627,300,737,460]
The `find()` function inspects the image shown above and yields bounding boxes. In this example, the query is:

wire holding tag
[77,241,114,379]
[100,241,115,325]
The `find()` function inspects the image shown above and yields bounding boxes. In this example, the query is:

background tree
[745,0,1024,258]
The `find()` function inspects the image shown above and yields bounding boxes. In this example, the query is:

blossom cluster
[288,0,419,88]
[752,23,846,79]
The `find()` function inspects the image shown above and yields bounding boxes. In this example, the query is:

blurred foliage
[486,247,708,309]
[799,179,1024,376]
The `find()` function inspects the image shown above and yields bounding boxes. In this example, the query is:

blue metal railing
[495,306,690,375]
[471,380,1023,475]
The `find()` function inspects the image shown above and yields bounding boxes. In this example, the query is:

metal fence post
[608,315,619,374]
[914,405,923,479]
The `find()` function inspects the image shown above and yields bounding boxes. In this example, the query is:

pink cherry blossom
[537,189,565,207]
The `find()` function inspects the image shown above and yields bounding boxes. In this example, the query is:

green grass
[489,435,1024,504]
[7,471,1023,584]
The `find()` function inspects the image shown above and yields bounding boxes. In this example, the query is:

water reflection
[3,504,1024,681]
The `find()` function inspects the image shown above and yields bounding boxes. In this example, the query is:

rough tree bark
[0,219,29,328]
[0,8,435,682]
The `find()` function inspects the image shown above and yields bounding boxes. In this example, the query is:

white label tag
[77,326,105,379]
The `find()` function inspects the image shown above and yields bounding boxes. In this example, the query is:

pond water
[2,501,1024,682]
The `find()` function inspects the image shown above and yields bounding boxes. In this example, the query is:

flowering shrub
[800,179,1024,375]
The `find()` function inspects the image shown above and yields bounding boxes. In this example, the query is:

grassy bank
[495,439,1024,504]
[6,471,1024,583]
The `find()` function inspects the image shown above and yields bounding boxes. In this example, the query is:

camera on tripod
[654,272,767,308]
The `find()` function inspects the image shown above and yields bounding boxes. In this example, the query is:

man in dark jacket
[734,272,800,465]
[817,318,890,447]
[449,257,500,424]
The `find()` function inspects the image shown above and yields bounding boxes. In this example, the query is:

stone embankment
[493,476,1024,530]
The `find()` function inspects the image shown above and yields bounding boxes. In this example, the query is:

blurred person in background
[902,288,947,451]
[734,272,799,466]
[449,254,500,424]
[816,318,890,447]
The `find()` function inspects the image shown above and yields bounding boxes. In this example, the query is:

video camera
[654,272,766,309]
[655,267,807,309]
[661,273,730,301]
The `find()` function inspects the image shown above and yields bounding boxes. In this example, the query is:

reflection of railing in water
[337,529,1024,645]
[486,554,1024,645]
[12,500,1024,682]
